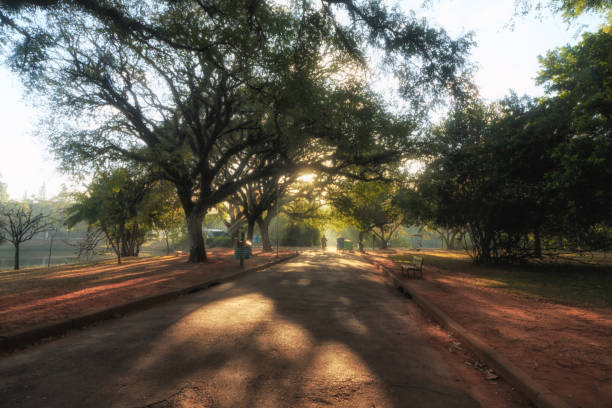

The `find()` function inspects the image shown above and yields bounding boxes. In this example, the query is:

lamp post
[47,226,57,268]
[275,186,279,258]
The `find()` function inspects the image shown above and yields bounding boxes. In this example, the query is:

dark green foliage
[65,168,169,264]
[281,222,320,247]
[208,235,233,248]
[537,29,612,241]
[413,98,559,262]
[330,181,403,249]
[402,28,612,263]
[411,82,611,262]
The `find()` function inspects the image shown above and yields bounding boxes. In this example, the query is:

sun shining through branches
[0,1,608,266]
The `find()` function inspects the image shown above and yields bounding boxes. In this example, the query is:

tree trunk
[187,211,207,262]
[222,209,244,245]
[119,222,127,261]
[358,231,366,252]
[115,239,122,264]
[120,223,128,257]
[14,243,20,270]
[131,224,139,256]
[115,245,122,265]
[135,237,142,256]
[224,219,243,247]
[376,228,388,249]
[121,240,130,257]
[164,231,170,255]
[257,217,273,251]
[120,224,140,257]
[534,229,542,258]
[120,236,127,257]
[102,226,122,264]
[247,218,255,242]
[444,231,450,249]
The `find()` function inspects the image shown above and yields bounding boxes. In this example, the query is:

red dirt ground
[0,248,294,336]
[363,251,612,408]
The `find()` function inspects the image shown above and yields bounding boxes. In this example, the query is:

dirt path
[364,251,612,408]
[0,249,293,336]
[0,251,512,408]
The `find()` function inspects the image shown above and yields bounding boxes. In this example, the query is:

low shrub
[209,235,233,248]
[281,223,320,247]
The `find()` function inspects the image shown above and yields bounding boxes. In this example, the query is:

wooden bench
[399,255,424,279]
[175,250,184,256]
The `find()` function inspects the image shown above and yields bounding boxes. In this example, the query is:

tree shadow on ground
[0,252,478,408]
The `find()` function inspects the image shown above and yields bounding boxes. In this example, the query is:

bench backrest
[412,256,423,265]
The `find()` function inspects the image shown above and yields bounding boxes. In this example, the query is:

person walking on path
[321,235,327,251]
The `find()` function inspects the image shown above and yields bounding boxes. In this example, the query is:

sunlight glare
[297,173,315,183]
[177,293,275,334]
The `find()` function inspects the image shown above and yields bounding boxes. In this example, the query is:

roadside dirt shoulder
[364,252,612,408]
[0,249,295,337]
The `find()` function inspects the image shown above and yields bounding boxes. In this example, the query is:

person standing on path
[321,235,327,251]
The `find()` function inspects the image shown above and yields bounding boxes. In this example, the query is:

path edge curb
[360,253,573,408]
[0,252,300,353]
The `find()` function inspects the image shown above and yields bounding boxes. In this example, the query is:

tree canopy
[7,2,608,265]
[330,180,403,249]
[66,168,164,263]
[515,0,612,20]
[538,28,612,240]
[408,63,611,263]
[0,0,473,262]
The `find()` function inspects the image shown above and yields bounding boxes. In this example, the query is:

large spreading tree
[330,180,404,249]
[2,1,472,262]
[228,172,292,250]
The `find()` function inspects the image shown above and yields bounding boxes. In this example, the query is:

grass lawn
[0,238,172,271]
[392,250,612,308]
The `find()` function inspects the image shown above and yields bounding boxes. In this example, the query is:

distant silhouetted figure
[321,235,327,251]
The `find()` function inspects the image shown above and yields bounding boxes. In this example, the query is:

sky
[0,0,606,200]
